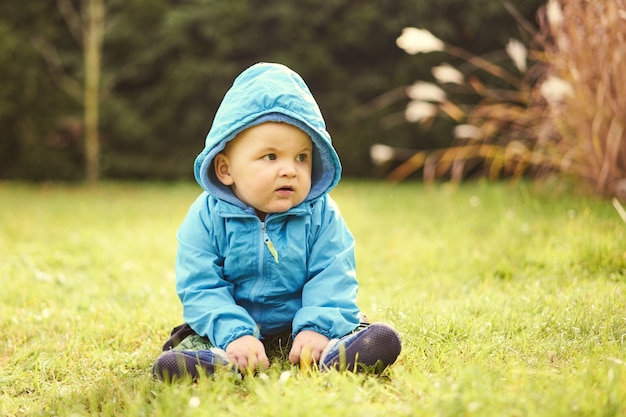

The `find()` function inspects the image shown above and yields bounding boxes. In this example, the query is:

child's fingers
[231,351,270,373]
[288,341,303,364]
[256,350,270,370]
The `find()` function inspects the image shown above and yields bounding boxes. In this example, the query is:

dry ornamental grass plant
[378,0,626,199]
[540,0,626,198]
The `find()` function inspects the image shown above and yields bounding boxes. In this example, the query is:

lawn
[1,180,625,416]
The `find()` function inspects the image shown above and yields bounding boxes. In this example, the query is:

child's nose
[279,161,297,177]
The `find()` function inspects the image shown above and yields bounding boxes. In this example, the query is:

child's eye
[296,154,308,162]
[263,154,277,161]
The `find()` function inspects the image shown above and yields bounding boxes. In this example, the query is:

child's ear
[214,153,234,185]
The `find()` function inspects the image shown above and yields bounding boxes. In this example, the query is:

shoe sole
[323,323,401,372]
[152,351,221,381]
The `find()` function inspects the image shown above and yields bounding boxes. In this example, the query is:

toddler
[153,63,401,381]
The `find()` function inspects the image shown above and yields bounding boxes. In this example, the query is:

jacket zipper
[261,222,279,263]
[249,220,279,323]
[249,222,267,323]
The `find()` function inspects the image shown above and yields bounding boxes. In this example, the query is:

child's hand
[289,330,330,366]
[225,335,270,373]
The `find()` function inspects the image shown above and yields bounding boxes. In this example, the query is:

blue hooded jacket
[176,63,361,349]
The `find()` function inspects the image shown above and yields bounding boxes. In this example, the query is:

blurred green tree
[0,0,543,181]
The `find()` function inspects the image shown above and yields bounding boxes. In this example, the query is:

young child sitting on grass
[152,62,401,381]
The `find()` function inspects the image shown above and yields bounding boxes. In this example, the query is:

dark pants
[161,322,368,360]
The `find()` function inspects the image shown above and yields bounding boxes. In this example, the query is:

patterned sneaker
[320,323,401,373]
[152,348,231,382]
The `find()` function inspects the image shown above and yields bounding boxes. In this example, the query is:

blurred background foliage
[389,0,626,199]
[0,0,543,181]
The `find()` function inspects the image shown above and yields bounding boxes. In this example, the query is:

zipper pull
[262,223,279,263]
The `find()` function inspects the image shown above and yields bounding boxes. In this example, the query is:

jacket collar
[214,197,313,220]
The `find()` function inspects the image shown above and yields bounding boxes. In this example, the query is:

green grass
[1,180,625,416]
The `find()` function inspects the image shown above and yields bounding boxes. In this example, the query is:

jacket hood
[194,62,341,208]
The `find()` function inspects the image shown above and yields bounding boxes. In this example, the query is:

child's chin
[270,206,294,214]
[267,202,297,214]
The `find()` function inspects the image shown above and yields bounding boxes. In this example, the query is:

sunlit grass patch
[1,180,625,416]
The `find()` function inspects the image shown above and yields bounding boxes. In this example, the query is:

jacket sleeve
[175,193,259,349]
[292,195,361,339]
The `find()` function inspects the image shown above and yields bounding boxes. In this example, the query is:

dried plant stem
[445,45,523,89]
[612,198,626,224]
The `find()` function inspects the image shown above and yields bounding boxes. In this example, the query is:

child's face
[214,122,313,219]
